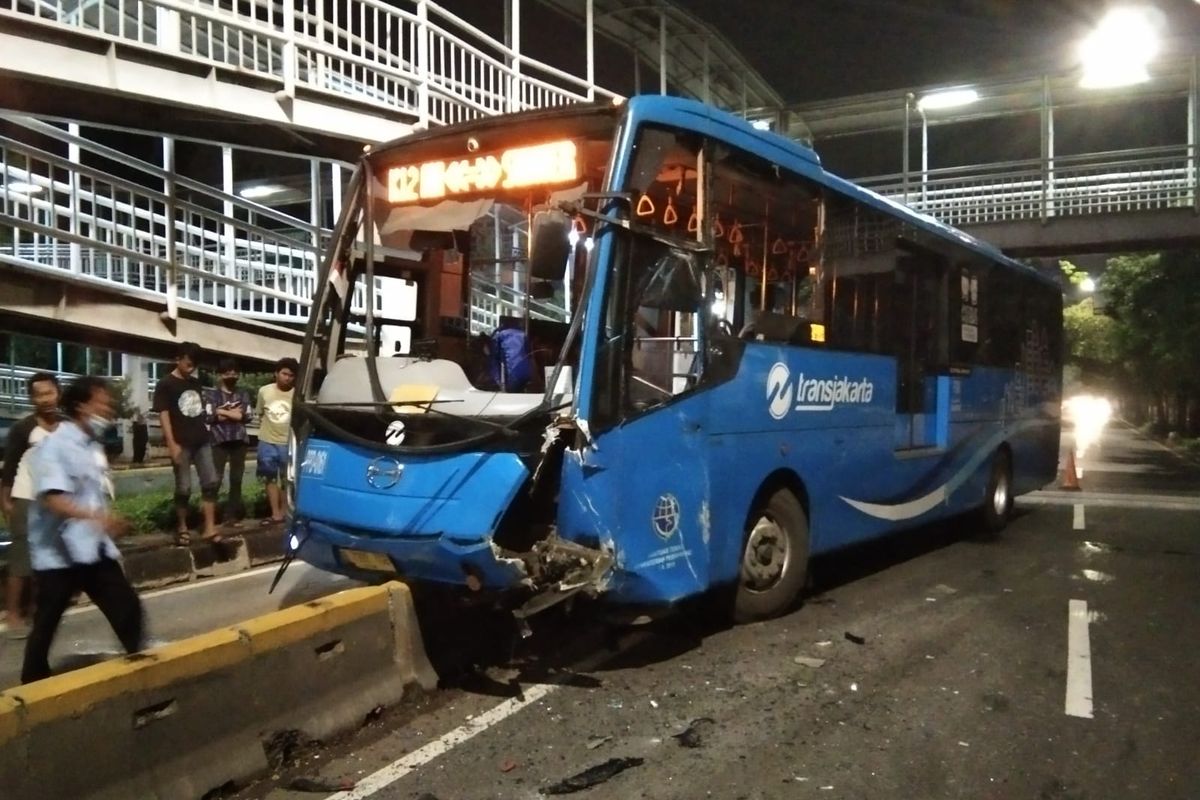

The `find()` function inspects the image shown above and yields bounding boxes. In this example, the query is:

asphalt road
[0,563,360,689]
[228,420,1200,800]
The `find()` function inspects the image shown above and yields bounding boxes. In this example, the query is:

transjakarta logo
[765,362,875,416]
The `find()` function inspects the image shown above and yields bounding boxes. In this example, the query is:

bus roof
[367,96,1055,289]
[622,95,1057,288]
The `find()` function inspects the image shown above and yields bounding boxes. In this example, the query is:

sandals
[201,531,224,545]
[174,530,191,546]
[259,517,285,527]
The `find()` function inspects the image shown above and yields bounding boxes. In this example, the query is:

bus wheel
[980,451,1013,534]
[734,489,809,623]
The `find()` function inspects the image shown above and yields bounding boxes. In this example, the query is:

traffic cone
[1060,449,1082,491]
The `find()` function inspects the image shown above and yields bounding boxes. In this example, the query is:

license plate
[340,548,395,573]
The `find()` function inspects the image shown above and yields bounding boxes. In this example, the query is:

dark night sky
[671,0,1200,101]
[445,1,1200,104]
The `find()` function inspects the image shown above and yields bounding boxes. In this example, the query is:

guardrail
[1,0,619,128]
[0,115,349,324]
[857,144,1198,228]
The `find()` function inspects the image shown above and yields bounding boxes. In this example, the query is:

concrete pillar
[68,123,82,275]
[223,145,236,310]
[123,354,149,413]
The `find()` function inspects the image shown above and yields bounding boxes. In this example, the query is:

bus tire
[734,488,809,623]
[980,450,1013,534]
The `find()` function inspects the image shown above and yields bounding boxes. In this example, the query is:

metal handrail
[0,0,617,128]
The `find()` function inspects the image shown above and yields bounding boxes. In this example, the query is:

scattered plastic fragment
[672,717,716,749]
[542,757,645,795]
[958,741,970,747]
[649,699,659,709]
[844,632,866,645]
[850,683,858,692]
[793,656,827,668]
[586,735,613,750]
[815,640,832,647]
[499,759,518,773]
[286,776,356,792]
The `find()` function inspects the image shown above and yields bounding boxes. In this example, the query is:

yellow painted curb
[136,628,248,693]
[0,695,22,746]
[4,657,148,728]
[1,584,399,741]
[234,585,389,654]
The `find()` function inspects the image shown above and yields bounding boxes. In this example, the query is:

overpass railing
[0,116,343,324]
[468,274,567,336]
[1,0,619,127]
[858,144,1197,228]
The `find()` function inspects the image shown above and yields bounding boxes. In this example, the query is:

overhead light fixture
[5,181,44,195]
[239,184,288,200]
[916,89,980,112]
[750,119,773,131]
[1079,7,1160,89]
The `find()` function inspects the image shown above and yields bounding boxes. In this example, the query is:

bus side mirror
[529,209,572,281]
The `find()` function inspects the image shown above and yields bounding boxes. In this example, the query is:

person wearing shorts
[153,342,220,544]
[255,357,297,525]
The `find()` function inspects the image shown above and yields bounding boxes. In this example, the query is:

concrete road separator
[0,581,437,800]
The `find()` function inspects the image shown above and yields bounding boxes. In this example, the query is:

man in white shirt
[21,376,143,683]
[0,372,61,639]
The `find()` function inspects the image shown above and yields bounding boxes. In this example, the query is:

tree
[1059,260,1118,392]
[1101,251,1200,434]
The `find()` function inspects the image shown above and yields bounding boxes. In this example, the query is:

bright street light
[1079,7,1161,89]
[1080,276,1096,293]
[916,88,979,112]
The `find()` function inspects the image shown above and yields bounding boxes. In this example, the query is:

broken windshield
[299,108,620,452]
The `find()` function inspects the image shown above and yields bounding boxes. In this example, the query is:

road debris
[844,632,866,645]
[542,757,645,795]
[793,656,827,668]
[672,717,716,748]
[586,735,613,750]
[285,776,356,792]
[499,759,519,772]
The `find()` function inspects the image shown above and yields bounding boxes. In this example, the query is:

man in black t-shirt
[152,342,220,545]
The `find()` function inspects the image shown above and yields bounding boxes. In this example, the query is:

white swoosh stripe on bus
[839,418,1053,522]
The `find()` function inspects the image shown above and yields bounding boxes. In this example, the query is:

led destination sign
[387,140,579,204]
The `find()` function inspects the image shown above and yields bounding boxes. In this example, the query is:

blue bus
[286,96,1062,621]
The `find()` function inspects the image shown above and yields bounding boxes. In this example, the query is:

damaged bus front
[286,106,622,614]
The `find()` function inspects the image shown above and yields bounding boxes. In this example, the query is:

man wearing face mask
[205,358,252,528]
[21,376,145,684]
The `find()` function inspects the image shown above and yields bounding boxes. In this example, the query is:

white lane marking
[325,630,653,800]
[1019,491,1200,511]
[326,683,558,800]
[1073,504,1085,530]
[1065,599,1094,719]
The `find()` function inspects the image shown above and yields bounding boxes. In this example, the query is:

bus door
[893,248,949,450]
[584,244,713,600]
